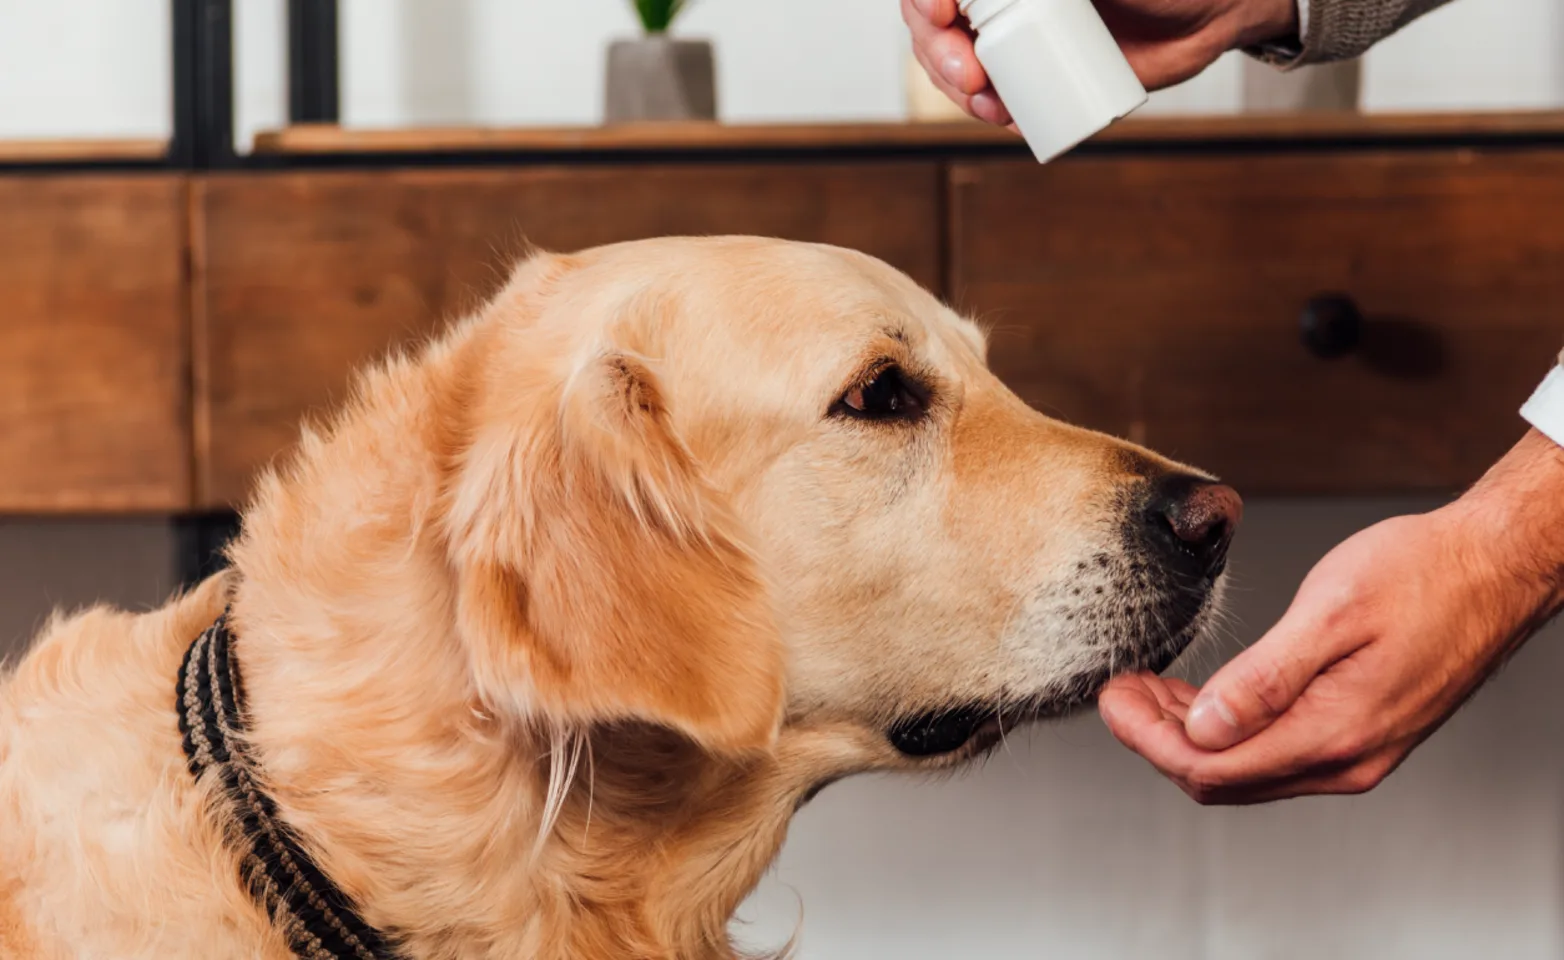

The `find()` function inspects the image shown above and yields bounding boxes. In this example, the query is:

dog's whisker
[534,725,587,861]
[581,736,598,848]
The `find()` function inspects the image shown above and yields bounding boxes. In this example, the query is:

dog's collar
[177,610,404,960]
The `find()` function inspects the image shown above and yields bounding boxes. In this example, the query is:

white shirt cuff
[1297,0,1309,40]
[1521,365,1564,449]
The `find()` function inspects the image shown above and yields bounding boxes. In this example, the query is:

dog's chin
[886,607,1210,762]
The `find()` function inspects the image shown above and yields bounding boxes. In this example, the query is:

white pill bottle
[958,0,1148,163]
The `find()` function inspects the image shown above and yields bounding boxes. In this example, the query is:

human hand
[1099,429,1564,804]
[900,0,1300,124]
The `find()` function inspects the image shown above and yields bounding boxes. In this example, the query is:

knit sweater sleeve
[1251,0,1456,67]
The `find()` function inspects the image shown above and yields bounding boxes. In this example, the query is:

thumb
[1185,616,1339,750]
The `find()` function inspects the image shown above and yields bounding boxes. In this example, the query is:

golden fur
[0,237,1223,958]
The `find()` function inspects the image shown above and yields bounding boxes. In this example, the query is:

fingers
[1101,668,1394,805]
[1100,672,1217,775]
[1113,690,1391,803]
[969,91,1013,126]
[904,0,960,29]
[1184,613,1357,750]
[908,18,986,97]
[1099,673,1199,756]
[901,0,1013,125]
[1180,753,1400,806]
[1169,724,1403,805]
[909,41,975,108]
[1103,704,1346,805]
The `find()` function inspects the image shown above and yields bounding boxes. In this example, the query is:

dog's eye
[833,365,928,422]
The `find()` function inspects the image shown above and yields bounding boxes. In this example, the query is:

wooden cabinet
[8,119,1564,511]
[949,151,1564,494]
[191,162,941,506]
[0,176,189,512]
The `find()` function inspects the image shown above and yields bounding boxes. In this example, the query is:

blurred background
[3,1,1564,957]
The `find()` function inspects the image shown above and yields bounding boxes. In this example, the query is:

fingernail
[912,0,936,17]
[941,54,966,88]
[1186,693,1240,749]
[970,91,1007,125]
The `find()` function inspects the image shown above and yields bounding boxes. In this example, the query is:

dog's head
[441,237,1237,773]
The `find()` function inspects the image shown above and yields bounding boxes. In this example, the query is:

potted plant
[605,0,717,123]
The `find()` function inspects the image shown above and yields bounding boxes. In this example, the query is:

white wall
[0,0,168,139]
[335,0,912,128]
[1363,0,1564,111]
[0,0,1561,143]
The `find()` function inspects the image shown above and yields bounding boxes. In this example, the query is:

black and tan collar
[177,610,405,960]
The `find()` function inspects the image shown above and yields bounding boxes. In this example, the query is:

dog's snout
[1143,475,1242,580]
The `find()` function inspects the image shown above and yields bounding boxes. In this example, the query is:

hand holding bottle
[901,0,1301,125]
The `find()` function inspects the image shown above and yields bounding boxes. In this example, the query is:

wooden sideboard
[0,175,190,512]
[953,151,1564,493]
[5,114,1564,513]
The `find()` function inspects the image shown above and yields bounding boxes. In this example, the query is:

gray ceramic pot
[604,36,717,123]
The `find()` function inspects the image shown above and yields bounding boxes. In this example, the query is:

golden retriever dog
[0,237,1239,959]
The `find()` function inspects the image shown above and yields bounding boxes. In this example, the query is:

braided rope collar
[177,610,404,960]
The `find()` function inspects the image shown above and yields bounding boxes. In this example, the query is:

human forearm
[1445,427,1564,636]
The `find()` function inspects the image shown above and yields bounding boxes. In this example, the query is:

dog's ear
[443,341,785,754]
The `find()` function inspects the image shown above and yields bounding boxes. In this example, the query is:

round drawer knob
[1299,294,1363,359]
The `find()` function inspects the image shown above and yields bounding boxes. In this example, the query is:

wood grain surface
[949,150,1564,494]
[0,175,190,512]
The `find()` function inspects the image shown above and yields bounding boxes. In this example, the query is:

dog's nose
[1144,475,1243,580]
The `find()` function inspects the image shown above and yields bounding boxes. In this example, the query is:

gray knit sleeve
[1250,0,1458,68]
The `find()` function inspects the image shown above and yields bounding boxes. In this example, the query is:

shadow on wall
[0,519,176,663]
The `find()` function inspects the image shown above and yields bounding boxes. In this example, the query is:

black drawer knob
[1299,295,1363,359]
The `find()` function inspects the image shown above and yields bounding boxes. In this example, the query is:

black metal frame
[171,0,236,169]
[288,0,340,124]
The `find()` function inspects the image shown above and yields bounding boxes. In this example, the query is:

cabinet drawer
[0,175,189,512]
[193,163,941,507]
[950,152,1564,494]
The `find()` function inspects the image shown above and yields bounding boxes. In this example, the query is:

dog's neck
[228,616,799,958]
[217,335,809,959]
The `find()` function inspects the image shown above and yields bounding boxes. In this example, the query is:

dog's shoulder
[0,572,248,958]
[1,569,231,706]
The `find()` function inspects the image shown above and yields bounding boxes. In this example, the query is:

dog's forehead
[678,243,976,358]
[554,237,986,380]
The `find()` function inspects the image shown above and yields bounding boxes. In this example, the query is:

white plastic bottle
[958,0,1148,163]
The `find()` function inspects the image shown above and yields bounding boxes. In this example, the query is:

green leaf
[631,0,689,33]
